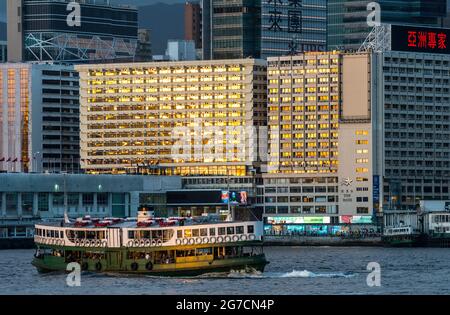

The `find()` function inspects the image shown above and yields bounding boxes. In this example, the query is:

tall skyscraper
[185,1,203,49]
[202,0,327,60]
[328,0,448,50]
[0,41,6,62]
[261,0,327,58]
[7,0,138,63]
[0,63,80,173]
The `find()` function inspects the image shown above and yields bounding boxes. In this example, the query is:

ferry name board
[391,25,450,55]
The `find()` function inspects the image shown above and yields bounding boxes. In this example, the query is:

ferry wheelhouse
[32,209,268,276]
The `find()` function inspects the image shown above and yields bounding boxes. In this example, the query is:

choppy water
[1,247,449,295]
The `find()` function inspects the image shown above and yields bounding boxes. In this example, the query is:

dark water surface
[1,247,449,295]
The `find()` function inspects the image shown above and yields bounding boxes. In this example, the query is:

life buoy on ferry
[216,236,224,243]
[151,240,157,247]
[176,239,182,245]
[232,235,240,242]
[248,234,256,240]
[195,237,202,244]
[202,237,209,244]
[183,238,189,245]
[240,234,247,241]
[140,240,146,247]
[79,240,85,247]
[134,240,140,247]
[145,261,153,271]
[131,262,139,271]
[145,240,151,247]
[102,241,108,248]
[96,240,102,247]
[224,236,232,243]
[95,262,102,271]
[127,240,134,247]
[210,236,217,244]
[156,239,163,247]
[188,238,195,245]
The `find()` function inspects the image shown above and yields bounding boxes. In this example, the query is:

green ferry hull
[32,242,268,277]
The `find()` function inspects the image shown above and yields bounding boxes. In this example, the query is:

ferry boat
[382,226,420,247]
[31,209,268,276]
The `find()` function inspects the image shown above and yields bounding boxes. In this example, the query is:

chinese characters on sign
[268,0,303,33]
[407,31,447,50]
[391,25,450,55]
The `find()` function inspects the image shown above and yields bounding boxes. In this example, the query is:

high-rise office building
[261,0,327,58]
[0,63,80,173]
[76,59,267,177]
[203,0,261,60]
[185,1,203,49]
[7,0,138,63]
[0,41,6,63]
[263,52,375,227]
[262,42,450,232]
[202,0,327,60]
[328,0,448,50]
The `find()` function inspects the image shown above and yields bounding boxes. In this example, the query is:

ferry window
[197,248,212,255]
[60,231,64,238]
[226,227,235,235]
[142,231,151,239]
[177,230,182,238]
[218,227,226,235]
[209,228,216,236]
[200,229,208,236]
[184,229,192,238]
[192,229,199,237]
[236,226,244,234]
[247,225,254,234]
[128,231,135,239]
[50,230,55,238]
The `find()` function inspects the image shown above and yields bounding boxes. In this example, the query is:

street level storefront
[264,215,380,237]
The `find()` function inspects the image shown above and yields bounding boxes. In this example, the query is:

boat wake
[197,269,356,279]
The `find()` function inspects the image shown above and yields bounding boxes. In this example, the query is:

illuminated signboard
[221,191,248,205]
[266,216,331,224]
[391,25,450,55]
[339,216,372,224]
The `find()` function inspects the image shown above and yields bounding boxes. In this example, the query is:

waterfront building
[328,0,448,50]
[202,0,327,60]
[76,59,267,178]
[7,0,138,63]
[264,52,376,232]
[0,63,80,173]
[0,173,181,247]
[264,37,450,233]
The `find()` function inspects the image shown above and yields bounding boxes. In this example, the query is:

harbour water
[1,247,449,295]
